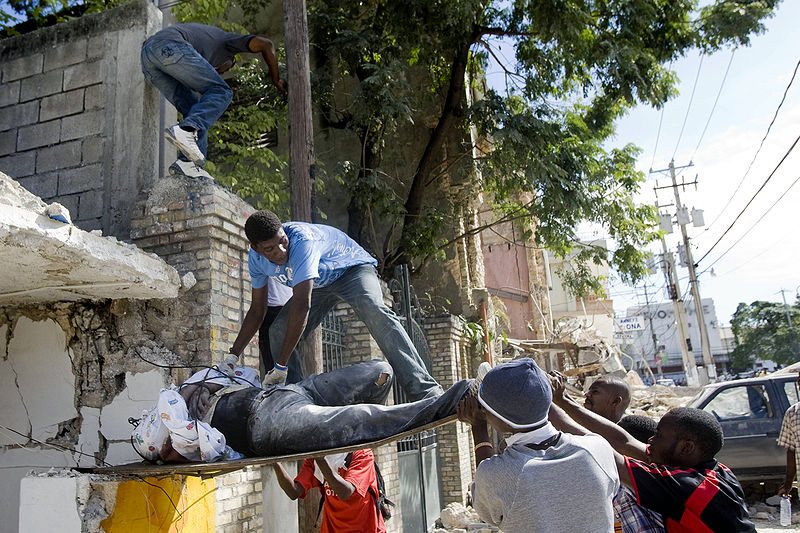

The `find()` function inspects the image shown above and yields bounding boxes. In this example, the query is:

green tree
[0,0,124,35]
[303,0,779,290]
[730,300,800,369]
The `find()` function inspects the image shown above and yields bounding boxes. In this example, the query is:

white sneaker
[168,160,216,182]
[468,361,492,398]
[164,125,206,166]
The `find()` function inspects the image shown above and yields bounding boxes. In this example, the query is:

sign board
[616,316,644,332]
[614,316,645,340]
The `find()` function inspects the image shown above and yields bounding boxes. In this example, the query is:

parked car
[686,373,799,484]
[656,378,676,387]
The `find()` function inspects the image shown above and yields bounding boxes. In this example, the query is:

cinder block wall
[0,0,161,238]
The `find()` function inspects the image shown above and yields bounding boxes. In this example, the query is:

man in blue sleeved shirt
[141,23,287,178]
[229,210,443,401]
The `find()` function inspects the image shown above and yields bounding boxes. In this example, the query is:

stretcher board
[77,414,458,478]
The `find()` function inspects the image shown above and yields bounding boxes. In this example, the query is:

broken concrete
[0,171,181,304]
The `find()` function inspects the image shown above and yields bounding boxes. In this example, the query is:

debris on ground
[431,502,499,532]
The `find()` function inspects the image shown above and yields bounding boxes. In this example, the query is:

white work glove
[222,353,239,376]
[262,367,288,387]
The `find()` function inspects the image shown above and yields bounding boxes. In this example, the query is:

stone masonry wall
[130,175,259,369]
[0,0,161,239]
[425,315,478,507]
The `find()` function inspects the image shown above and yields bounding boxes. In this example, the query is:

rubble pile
[625,381,700,420]
[431,502,500,533]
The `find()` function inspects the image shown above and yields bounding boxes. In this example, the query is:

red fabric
[294,449,386,533]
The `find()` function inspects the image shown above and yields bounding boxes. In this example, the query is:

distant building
[622,298,730,381]
[547,240,615,341]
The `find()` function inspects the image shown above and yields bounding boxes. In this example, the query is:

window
[703,384,773,421]
[784,380,800,406]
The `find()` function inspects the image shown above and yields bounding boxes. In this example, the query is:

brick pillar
[424,315,476,506]
[130,176,258,369]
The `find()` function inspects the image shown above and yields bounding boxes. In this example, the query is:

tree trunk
[284,1,323,531]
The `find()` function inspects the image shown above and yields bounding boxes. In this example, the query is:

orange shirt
[295,449,386,533]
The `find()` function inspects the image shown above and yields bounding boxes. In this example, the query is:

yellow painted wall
[101,475,216,532]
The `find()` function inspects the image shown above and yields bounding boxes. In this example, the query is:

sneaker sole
[164,129,206,167]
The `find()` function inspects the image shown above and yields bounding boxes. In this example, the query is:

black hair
[666,407,724,461]
[245,210,283,244]
[618,415,658,444]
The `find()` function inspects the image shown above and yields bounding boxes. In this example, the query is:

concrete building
[547,240,615,342]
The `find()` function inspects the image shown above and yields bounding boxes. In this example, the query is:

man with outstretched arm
[457,359,619,533]
[548,372,755,533]
[141,23,287,179]
[228,210,442,401]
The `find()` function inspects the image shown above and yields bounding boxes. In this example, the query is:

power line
[699,169,800,275]
[649,60,673,172]
[696,132,800,265]
[672,54,705,161]
[689,49,735,163]
[705,55,800,231]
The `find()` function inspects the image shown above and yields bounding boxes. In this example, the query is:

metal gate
[390,265,441,533]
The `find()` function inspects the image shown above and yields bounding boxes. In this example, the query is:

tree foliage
[303,0,778,290]
[730,300,800,369]
[3,0,780,296]
[0,0,124,35]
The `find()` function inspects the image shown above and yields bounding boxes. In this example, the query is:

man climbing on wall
[228,209,443,402]
[140,23,287,180]
[130,360,470,462]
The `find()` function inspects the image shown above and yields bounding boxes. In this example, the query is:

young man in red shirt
[272,449,385,533]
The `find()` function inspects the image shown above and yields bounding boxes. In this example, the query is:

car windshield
[702,384,773,421]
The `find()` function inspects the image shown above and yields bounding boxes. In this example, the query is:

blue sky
[605,0,800,324]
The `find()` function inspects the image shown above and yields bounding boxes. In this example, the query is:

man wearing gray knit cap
[457,358,619,533]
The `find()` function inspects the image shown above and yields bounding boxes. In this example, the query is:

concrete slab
[7,317,77,442]
[0,323,31,446]
[76,407,101,468]
[0,171,180,304]
[99,370,164,441]
[19,476,83,533]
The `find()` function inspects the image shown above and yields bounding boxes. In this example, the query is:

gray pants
[212,361,470,456]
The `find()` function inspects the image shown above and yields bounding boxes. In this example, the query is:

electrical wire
[696,132,800,265]
[672,54,705,161]
[705,55,800,231]
[689,49,735,163]
[649,60,673,172]
[699,170,800,275]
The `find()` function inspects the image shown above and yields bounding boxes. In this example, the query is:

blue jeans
[212,361,471,456]
[140,38,233,158]
[270,264,442,401]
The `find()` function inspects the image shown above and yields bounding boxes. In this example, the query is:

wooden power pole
[283,1,322,531]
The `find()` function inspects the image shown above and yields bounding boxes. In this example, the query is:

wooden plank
[78,414,459,478]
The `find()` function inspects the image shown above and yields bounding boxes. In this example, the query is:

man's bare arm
[316,458,355,501]
[550,372,647,461]
[780,448,797,496]
[274,279,313,367]
[230,286,268,356]
[272,463,304,500]
[248,36,287,93]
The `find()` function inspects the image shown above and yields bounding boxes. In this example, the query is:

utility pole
[666,161,716,379]
[283,2,321,531]
[656,200,699,386]
[779,289,793,327]
[642,283,659,357]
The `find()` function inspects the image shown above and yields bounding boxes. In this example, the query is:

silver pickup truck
[686,373,799,485]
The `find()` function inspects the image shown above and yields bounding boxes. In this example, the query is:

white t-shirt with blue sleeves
[248,222,377,289]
